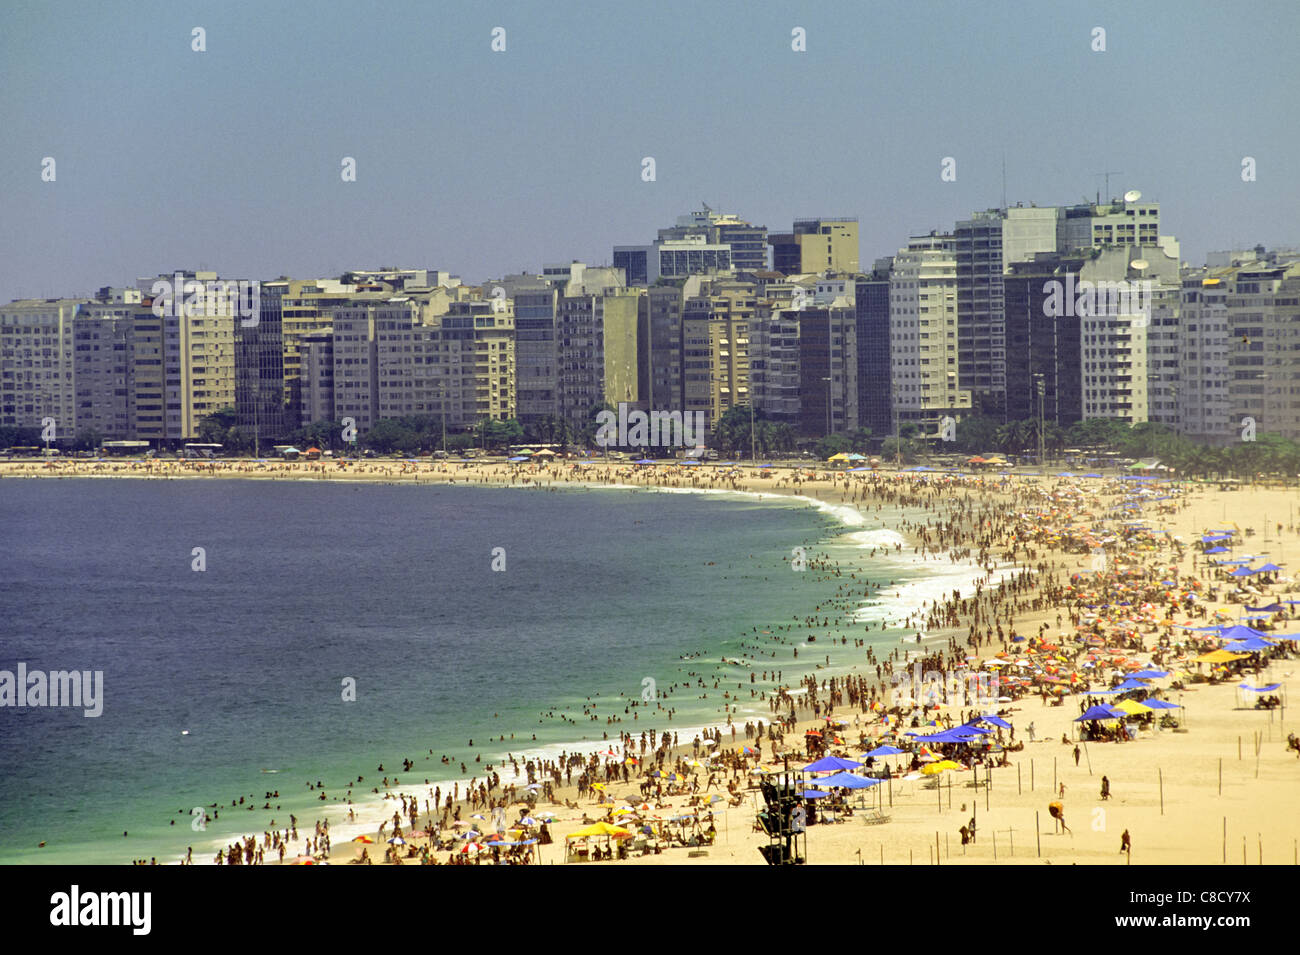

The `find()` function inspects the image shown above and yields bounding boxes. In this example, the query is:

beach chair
[861,809,891,826]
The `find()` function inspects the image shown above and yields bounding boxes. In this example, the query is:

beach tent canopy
[565,822,633,840]
[1228,566,1257,577]
[808,772,882,789]
[803,755,863,772]
[1142,698,1179,709]
[1195,649,1247,663]
[1217,625,1269,641]
[1112,699,1152,715]
[971,714,1012,729]
[1076,705,1123,721]
[801,790,831,799]
[1255,563,1281,573]
[827,452,851,462]
[1222,637,1277,652]
[1129,670,1168,679]
[862,745,904,758]
[1238,683,1282,692]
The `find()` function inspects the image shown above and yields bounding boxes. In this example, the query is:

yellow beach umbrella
[1195,649,1245,664]
[1112,698,1151,715]
[921,760,962,775]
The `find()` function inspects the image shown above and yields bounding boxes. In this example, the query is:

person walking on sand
[1100,775,1110,800]
[1120,829,1131,855]
[1073,744,1080,767]
[1028,721,1036,742]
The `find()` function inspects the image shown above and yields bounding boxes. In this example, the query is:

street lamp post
[822,376,833,438]
[1035,374,1045,467]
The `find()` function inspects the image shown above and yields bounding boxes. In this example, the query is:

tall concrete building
[1057,197,1161,254]
[1182,255,1300,443]
[499,277,559,430]
[614,235,732,286]
[954,206,1059,418]
[330,294,386,435]
[298,331,334,428]
[1003,256,1084,430]
[236,281,286,448]
[749,301,801,426]
[555,270,640,434]
[73,297,138,439]
[888,234,969,435]
[681,281,756,434]
[433,300,516,427]
[1004,248,1154,427]
[0,298,86,434]
[658,206,769,273]
[797,303,858,437]
[280,279,358,422]
[854,260,893,440]
[769,218,859,275]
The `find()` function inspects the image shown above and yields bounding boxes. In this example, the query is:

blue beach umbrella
[808,773,882,790]
[802,755,863,773]
[862,745,904,758]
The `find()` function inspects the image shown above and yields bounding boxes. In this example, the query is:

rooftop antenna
[1001,152,1007,211]
[1094,171,1123,204]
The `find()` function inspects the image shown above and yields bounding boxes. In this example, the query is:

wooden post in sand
[1238,735,1242,760]
[1018,764,1022,794]
[992,831,997,860]
[1083,742,1092,775]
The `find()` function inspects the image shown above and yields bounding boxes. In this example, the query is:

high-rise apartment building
[0,298,86,434]
[769,218,859,275]
[854,260,893,440]
[954,206,1059,418]
[889,234,969,434]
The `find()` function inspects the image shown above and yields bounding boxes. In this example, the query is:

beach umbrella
[1112,699,1151,715]
[387,836,406,845]
[1142,698,1179,710]
[1075,705,1123,721]
[1223,637,1277,652]
[809,772,882,789]
[803,755,863,772]
[1195,649,1247,663]
[921,760,962,775]
[862,745,904,758]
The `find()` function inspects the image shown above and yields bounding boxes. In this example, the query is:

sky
[2,0,1298,302]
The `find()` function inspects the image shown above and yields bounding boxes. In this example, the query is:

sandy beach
[9,456,1299,866]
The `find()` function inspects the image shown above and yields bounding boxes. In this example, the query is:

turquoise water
[0,478,955,864]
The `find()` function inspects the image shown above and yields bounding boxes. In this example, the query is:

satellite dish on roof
[1131,259,1149,271]
[1123,189,1142,202]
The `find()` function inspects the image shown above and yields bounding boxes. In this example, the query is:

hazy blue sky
[2,0,1297,301]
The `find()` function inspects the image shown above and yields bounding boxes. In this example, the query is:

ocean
[0,477,981,864]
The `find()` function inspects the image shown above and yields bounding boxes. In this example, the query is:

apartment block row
[4,201,1299,448]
